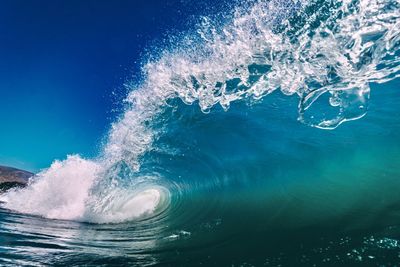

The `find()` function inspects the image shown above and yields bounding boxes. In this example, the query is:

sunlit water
[1,0,400,266]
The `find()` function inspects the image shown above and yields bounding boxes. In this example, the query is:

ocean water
[1,0,400,266]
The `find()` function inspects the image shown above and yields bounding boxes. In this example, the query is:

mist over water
[1,0,400,265]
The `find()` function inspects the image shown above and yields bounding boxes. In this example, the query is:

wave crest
[138,0,399,128]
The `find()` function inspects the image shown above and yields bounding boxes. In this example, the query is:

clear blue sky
[0,0,226,171]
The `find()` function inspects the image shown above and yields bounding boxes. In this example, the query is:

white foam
[1,155,100,221]
[0,156,166,223]
[84,188,165,224]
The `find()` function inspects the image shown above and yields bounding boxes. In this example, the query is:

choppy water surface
[1,0,400,266]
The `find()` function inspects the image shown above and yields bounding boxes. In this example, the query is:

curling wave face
[1,0,399,224]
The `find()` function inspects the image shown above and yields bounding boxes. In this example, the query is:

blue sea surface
[1,0,400,266]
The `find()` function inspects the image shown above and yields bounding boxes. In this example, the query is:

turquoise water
[1,0,400,266]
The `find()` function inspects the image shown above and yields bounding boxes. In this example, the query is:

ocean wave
[1,0,399,224]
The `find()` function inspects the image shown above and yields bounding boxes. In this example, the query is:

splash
[137,0,399,129]
[0,156,168,223]
[0,156,100,221]
[1,0,399,223]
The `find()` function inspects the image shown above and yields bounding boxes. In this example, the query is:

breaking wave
[1,0,399,223]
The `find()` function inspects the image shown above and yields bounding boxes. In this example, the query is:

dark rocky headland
[0,166,33,192]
